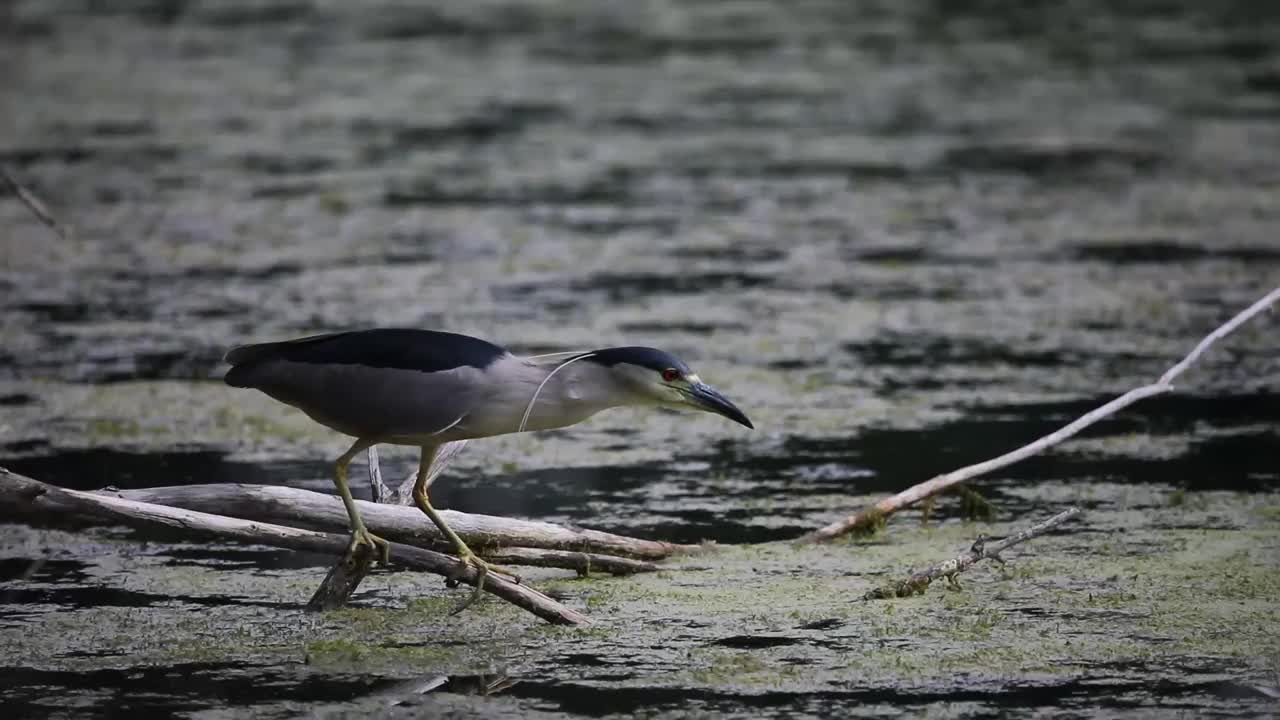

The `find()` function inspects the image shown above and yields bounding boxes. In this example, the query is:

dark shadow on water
[574,272,774,301]
[383,167,639,207]
[495,271,775,306]
[0,448,328,491]
[0,586,296,611]
[0,662,390,719]
[617,320,751,336]
[1069,240,1280,264]
[845,333,1099,369]
[939,142,1164,179]
[711,635,802,649]
[824,278,996,302]
[383,101,566,149]
[0,558,91,584]
[0,143,179,170]
[162,546,334,571]
[504,661,1270,717]
[975,393,1280,430]
[75,349,226,384]
[669,245,789,263]
[2,649,1266,719]
[0,393,36,407]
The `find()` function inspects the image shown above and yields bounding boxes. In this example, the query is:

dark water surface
[2,1,1279,718]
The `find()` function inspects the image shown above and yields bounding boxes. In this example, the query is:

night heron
[223,328,753,606]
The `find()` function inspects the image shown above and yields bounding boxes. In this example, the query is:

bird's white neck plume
[518,353,597,432]
[467,354,638,437]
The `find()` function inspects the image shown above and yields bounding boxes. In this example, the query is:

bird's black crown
[583,347,692,374]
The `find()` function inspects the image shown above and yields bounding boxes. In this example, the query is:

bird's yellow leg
[334,438,390,565]
[413,444,518,614]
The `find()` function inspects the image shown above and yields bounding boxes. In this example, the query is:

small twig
[367,446,394,504]
[862,507,1081,600]
[804,286,1280,543]
[367,441,469,505]
[483,547,662,576]
[0,467,589,625]
[1,165,73,241]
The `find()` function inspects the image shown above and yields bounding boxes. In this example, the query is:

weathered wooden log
[108,483,693,560]
[0,467,590,625]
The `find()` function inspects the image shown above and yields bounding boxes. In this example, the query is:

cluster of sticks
[0,467,691,625]
[2,165,1278,625]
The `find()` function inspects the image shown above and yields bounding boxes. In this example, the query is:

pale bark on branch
[108,483,692,560]
[356,445,663,572]
[804,286,1280,543]
[862,506,1081,600]
[366,442,468,504]
[0,467,589,625]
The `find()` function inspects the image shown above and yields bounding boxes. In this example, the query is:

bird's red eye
[661,368,680,382]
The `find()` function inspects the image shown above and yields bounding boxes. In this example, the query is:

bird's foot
[347,528,391,566]
[444,552,521,615]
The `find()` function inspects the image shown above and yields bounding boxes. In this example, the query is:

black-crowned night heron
[223,328,752,607]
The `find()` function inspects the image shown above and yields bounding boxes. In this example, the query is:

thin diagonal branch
[1158,288,1280,385]
[862,506,1081,599]
[803,286,1279,543]
[367,441,469,504]
[1,165,73,241]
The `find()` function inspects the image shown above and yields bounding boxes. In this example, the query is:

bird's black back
[224,328,507,386]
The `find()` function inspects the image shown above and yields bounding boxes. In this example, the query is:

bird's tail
[223,362,258,388]
[222,342,281,387]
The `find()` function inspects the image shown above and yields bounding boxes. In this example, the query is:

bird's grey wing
[234,360,484,441]
[223,328,506,440]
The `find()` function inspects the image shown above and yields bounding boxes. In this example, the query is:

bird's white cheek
[666,386,692,405]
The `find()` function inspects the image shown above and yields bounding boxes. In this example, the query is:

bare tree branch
[803,286,1280,543]
[108,483,693,560]
[0,467,590,625]
[862,506,1081,599]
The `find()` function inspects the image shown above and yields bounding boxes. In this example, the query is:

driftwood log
[0,467,590,625]
[106,484,691,562]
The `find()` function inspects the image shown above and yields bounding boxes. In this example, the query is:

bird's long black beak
[685,382,753,429]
